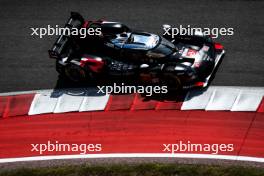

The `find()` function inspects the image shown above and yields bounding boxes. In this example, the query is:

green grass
[1,163,264,176]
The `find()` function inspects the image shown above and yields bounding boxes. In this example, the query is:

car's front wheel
[162,73,182,90]
[161,65,182,91]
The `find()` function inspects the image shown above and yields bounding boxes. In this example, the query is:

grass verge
[0,163,264,176]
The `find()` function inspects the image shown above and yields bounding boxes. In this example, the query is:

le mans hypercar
[49,12,225,89]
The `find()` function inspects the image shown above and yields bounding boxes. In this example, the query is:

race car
[49,12,225,90]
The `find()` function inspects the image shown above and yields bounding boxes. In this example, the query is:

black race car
[49,12,225,89]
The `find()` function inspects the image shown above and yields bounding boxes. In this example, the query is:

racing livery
[49,12,225,89]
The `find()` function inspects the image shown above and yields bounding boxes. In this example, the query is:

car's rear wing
[48,12,84,59]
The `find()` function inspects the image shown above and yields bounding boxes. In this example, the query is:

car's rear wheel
[64,64,88,82]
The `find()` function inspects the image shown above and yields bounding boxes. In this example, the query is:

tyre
[64,64,88,82]
[161,66,182,91]
[162,73,182,90]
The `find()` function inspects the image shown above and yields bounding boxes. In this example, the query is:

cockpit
[111,32,160,50]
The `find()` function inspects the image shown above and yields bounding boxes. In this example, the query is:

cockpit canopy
[111,32,160,50]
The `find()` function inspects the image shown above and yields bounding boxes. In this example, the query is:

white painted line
[79,94,110,112]
[53,93,85,113]
[205,88,239,111]
[28,93,59,115]
[181,87,215,110]
[0,153,263,163]
[231,90,263,111]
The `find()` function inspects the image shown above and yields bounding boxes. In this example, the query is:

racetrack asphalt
[0,0,263,92]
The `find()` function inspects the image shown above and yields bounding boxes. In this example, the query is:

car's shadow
[52,75,205,102]
[52,50,225,101]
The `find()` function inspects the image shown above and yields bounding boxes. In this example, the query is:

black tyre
[161,66,182,91]
[64,64,88,82]
[162,73,182,90]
